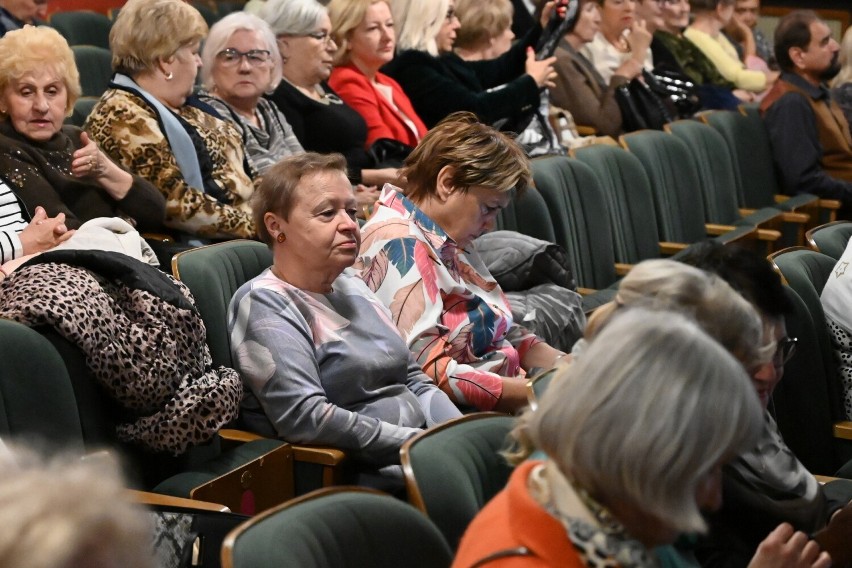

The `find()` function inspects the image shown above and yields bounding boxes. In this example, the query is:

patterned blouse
[86,89,256,239]
[0,180,25,264]
[199,94,304,177]
[228,268,460,467]
[356,187,542,411]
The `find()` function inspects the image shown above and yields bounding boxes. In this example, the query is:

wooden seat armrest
[141,232,177,243]
[128,490,230,512]
[576,125,597,136]
[291,445,347,466]
[576,287,597,296]
[705,223,737,236]
[814,475,840,484]
[659,242,688,255]
[739,208,757,216]
[614,263,633,276]
[755,228,782,241]
[220,428,264,443]
[818,199,842,210]
[774,194,790,204]
[834,421,852,440]
[781,211,810,224]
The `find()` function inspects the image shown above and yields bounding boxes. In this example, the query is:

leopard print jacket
[86,89,256,240]
[0,254,242,455]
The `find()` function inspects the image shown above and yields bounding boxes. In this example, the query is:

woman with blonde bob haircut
[358,112,567,414]
[454,308,769,566]
[453,0,516,60]
[87,0,260,241]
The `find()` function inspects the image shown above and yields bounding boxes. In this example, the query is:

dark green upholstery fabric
[172,240,272,368]
[809,222,852,260]
[622,130,755,245]
[50,11,112,49]
[667,120,782,229]
[495,187,557,244]
[72,46,113,98]
[531,157,617,290]
[572,144,662,265]
[404,413,515,551]
[772,250,848,473]
[0,319,84,451]
[703,109,818,212]
[228,489,453,568]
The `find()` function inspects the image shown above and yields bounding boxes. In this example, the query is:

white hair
[201,11,283,92]
[259,0,327,36]
[529,308,764,534]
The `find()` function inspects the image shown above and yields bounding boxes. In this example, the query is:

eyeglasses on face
[774,336,797,367]
[304,30,335,44]
[216,48,272,67]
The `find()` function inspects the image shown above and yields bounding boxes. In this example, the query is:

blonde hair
[110,0,208,75]
[831,26,852,88]
[454,0,513,51]
[201,12,283,93]
[0,445,153,568]
[0,25,81,116]
[528,308,763,534]
[329,0,389,66]
[390,0,449,56]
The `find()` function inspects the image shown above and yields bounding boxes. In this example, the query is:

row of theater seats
[496,106,840,312]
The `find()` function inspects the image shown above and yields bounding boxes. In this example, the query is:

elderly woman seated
[199,12,304,178]
[0,26,165,233]
[86,0,257,241]
[357,112,569,414]
[227,152,461,483]
[454,308,808,567]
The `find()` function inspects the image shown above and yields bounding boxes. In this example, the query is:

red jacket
[453,461,585,567]
[329,63,427,149]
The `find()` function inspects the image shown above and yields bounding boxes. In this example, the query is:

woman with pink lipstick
[357,113,567,415]
[0,25,165,233]
[228,152,461,487]
[328,0,427,152]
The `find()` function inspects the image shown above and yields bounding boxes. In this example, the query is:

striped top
[0,180,25,264]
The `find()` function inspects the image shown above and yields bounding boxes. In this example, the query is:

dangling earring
[276,232,286,243]
[165,72,174,81]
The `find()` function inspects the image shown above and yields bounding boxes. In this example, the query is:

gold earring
[276,232,286,243]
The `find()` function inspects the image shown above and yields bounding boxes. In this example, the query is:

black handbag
[615,70,675,132]
[648,67,702,118]
[367,138,413,168]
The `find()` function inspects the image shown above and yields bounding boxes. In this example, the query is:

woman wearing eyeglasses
[86,0,257,241]
[259,0,400,190]
[199,12,304,178]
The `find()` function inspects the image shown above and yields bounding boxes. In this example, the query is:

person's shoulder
[384,49,441,75]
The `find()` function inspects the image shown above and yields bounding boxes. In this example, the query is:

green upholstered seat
[572,143,665,265]
[531,156,618,290]
[0,319,84,451]
[807,221,852,260]
[222,487,453,568]
[72,46,113,98]
[0,319,293,512]
[701,109,821,214]
[769,248,850,474]
[400,412,515,551]
[171,240,347,495]
[621,129,758,246]
[666,120,784,233]
[50,10,112,49]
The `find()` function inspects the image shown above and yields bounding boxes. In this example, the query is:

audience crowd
[0,0,852,565]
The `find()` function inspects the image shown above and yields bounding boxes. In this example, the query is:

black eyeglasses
[216,48,272,67]
[774,336,798,367]
[304,30,334,44]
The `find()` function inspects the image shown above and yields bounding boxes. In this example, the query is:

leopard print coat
[0,251,242,455]
[85,89,256,240]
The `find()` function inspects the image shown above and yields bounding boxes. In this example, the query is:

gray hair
[201,11,283,92]
[260,0,328,36]
[586,259,774,371]
[390,0,449,56]
[529,308,763,534]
